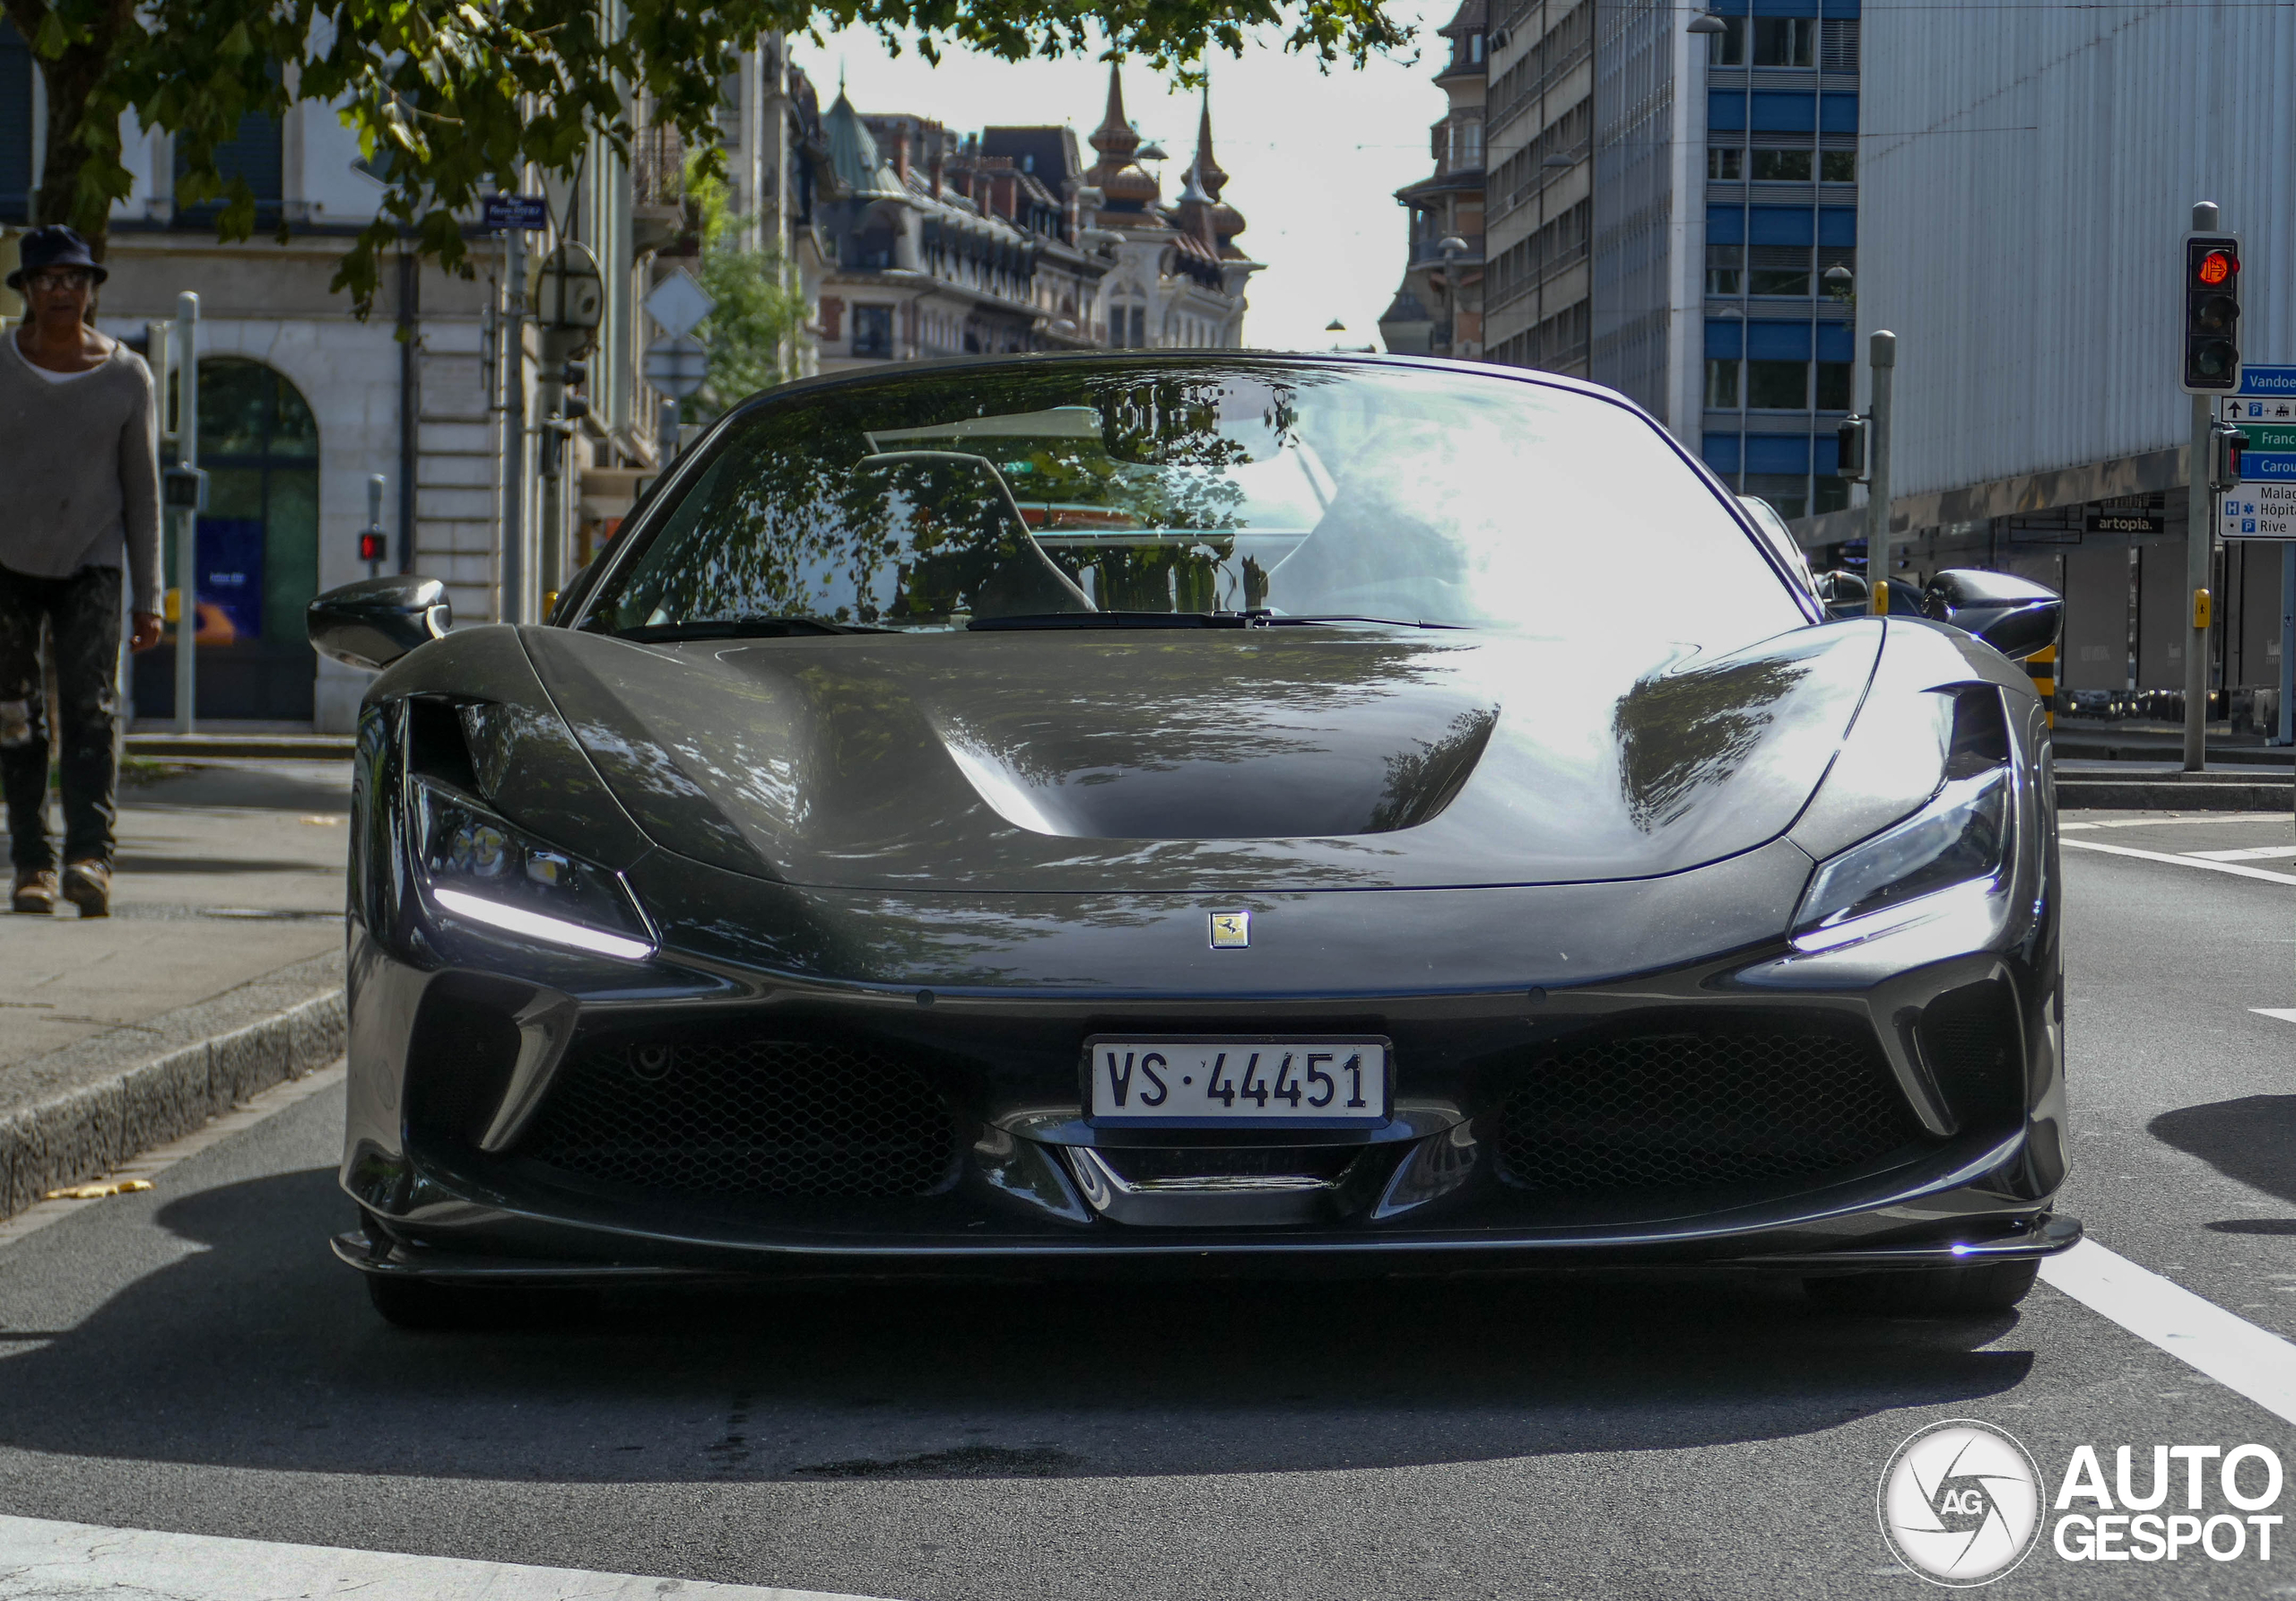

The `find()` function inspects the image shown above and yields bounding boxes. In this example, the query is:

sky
[789,13,1441,354]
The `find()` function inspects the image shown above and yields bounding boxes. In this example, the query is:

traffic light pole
[2187,388,2213,770]
[1866,331,1896,612]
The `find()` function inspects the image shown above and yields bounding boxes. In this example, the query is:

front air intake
[519,1034,963,1200]
[1491,1027,1926,1194]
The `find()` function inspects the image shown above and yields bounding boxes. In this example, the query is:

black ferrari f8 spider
[309,353,2074,1326]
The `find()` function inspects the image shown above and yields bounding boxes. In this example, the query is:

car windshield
[580,358,1806,645]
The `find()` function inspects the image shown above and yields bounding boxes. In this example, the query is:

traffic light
[1836,415,1868,481]
[358,531,387,562]
[2182,233,2241,392]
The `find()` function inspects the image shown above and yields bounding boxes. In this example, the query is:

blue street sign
[2237,364,2296,396]
[2238,450,2296,481]
[483,195,549,231]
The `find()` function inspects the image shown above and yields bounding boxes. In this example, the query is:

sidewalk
[0,759,352,1216]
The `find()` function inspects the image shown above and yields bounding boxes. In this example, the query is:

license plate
[1084,1036,1391,1126]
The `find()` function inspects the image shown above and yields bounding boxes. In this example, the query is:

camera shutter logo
[1877,1419,2042,1586]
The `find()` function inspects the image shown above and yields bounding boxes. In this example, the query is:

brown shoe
[11,869,55,914]
[61,859,109,918]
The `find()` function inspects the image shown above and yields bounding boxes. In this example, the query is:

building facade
[800,65,1258,372]
[1380,0,1485,361]
[1482,0,1587,372]
[1427,0,1859,523]
[1800,0,2290,723]
[1692,0,1861,519]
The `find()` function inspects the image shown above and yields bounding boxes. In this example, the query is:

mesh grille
[1492,1031,1923,1193]
[519,1036,962,1199]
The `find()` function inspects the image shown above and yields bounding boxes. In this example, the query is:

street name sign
[483,195,549,231]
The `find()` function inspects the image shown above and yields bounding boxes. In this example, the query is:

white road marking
[2060,813,2291,830]
[0,1062,345,1252]
[2255,1009,2296,1025]
[2062,837,2296,886]
[2186,844,2296,862]
[0,1515,896,1601]
[2041,1240,2296,1428]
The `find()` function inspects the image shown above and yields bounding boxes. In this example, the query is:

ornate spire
[1090,61,1139,161]
[1193,83,1227,201]
[1084,60,1159,210]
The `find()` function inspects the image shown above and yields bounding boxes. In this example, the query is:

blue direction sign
[483,195,548,231]
[2242,451,2296,480]
[2238,364,2296,396]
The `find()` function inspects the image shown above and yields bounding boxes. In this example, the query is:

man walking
[0,226,164,916]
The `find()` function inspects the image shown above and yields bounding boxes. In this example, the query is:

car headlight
[412,779,656,961]
[1792,766,2011,953]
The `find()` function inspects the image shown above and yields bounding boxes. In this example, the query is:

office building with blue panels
[1697,0,1860,519]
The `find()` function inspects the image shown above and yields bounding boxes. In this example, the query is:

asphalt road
[0,807,2292,1598]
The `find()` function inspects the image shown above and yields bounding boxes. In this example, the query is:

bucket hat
[6,226,107,291]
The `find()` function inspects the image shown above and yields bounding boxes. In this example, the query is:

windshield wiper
[968,611,1467,632]
[968,612,1253,631]
[618,618,889,641]
[1258,614,1467,631]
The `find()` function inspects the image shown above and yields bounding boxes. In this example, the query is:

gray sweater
[0,335,162,613]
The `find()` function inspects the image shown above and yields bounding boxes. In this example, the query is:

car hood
[522,622,1882,894]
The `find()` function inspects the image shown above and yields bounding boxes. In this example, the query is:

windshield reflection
[583,359,1805,650]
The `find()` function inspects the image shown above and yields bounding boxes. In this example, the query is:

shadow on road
[0,1165,2035,1485]
[2151,1096,2296,1233]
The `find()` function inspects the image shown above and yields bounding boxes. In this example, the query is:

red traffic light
[2196,248,2236,287]
[358,532,387,562]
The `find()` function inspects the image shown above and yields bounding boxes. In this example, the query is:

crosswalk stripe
[2040,1240,2296,1428]
[0,1515,901,1601]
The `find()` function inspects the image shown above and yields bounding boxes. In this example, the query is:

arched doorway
[134,358,320,723]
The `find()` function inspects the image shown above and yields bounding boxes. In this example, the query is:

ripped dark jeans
[0,562,122,874]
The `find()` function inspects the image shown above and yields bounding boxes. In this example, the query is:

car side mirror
[308,574,450,671]
[1921,569,2061,660]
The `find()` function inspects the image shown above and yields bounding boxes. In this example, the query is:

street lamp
[1687,11,1727,33]
[1438,236,1468,358]
[1822,263,1854,302]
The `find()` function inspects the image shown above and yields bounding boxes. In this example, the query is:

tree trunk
[4,0,133,254]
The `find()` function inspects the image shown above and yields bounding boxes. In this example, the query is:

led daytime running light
[431,885,655,961]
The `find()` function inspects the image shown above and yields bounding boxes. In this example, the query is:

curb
[2059,780,2295,812]
[0,983,346,1220]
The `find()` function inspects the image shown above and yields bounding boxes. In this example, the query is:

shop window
[1747,360,1809,409]
[139,359,319,722]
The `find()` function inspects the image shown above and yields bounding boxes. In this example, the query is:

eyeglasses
[23,270,93,293]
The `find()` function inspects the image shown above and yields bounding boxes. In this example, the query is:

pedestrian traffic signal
[359,531,387,562]
[2182,233,2241,393]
